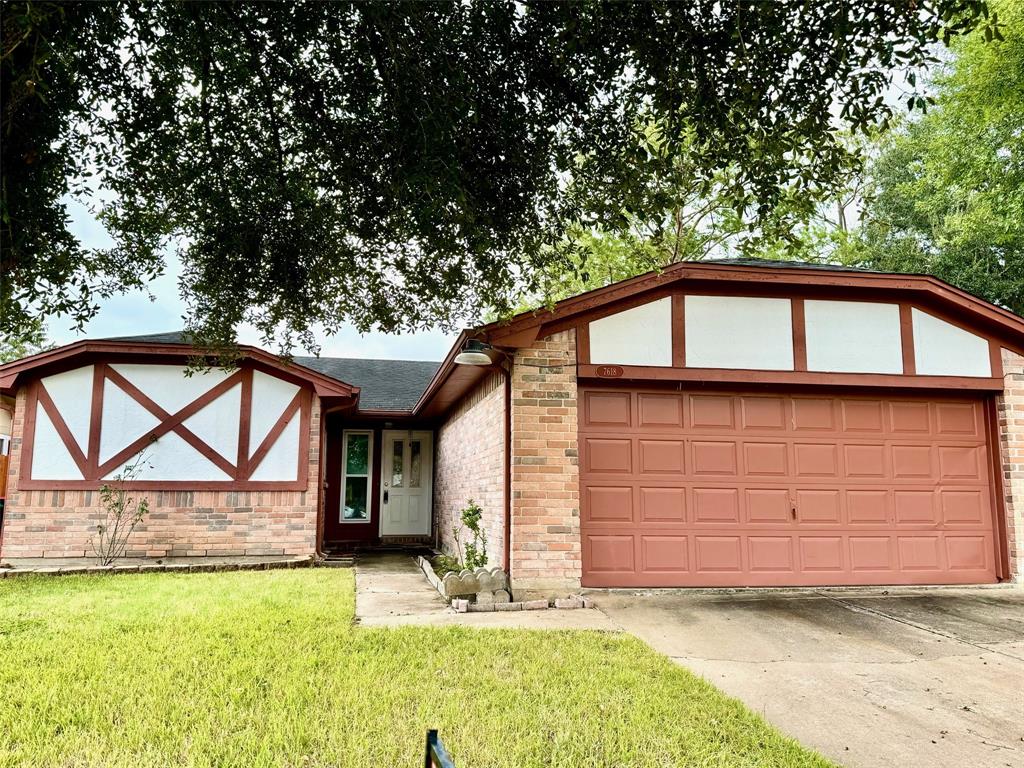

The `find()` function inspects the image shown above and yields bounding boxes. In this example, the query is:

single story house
[2,259,1023,593]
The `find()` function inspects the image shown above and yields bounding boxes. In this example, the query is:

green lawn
[0,569,831,767]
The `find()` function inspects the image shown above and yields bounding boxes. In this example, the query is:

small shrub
[91,450,152,565]
[431,553,461,577]
[452,499,488,570]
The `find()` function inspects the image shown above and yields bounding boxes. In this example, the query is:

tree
[0,318,52,363]
[841,0,1023,314]
[1,1,1001,351]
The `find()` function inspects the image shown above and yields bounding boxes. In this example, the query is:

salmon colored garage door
[579,387,1000,587]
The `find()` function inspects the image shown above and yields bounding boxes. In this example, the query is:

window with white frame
[340,430,373,522]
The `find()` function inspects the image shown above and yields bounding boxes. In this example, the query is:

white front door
[379,430,433,536]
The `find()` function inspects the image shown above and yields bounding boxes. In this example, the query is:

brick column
[509,329,580,595]
[997,349,1024,582]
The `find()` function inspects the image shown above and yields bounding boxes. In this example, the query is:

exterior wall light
[454,339,496,366]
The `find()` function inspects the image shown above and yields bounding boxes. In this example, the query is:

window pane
[343,477,368,520]
[391,440,404,487]
[409,440,421,488]
[345,434,369,476]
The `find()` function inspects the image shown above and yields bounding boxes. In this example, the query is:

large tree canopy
[842,0,1023,314]
[1,1,1000,351]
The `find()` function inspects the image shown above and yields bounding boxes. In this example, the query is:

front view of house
[2,259,1023,593]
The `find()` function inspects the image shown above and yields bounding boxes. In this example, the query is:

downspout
[501,360,512,576]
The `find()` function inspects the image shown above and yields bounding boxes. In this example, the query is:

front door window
[341,431,372,522]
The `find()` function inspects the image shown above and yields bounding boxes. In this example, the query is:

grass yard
[0,569,831,767]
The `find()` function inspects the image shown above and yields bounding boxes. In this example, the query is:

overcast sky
[45,201,457,362]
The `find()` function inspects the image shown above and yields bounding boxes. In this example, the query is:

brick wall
[433,370,506,568]
[509,329,580,594]
[0,387,321,560]
[997,349,1024,582]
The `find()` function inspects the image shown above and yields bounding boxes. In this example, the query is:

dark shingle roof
[294,356,440,411]
[102,331,440,412]
[702,257,880,273]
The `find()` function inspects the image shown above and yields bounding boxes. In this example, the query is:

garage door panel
[890,401,931,433]
[641,535,689,572]
[795,489,842,524]
[690,395,735,428]
[638,439,685,473]
[744,442,789,475]
[740,397,786,429]
[745,488,792,523]
[794,443,839,477]
[693,487,740,523]
[847,490,890,524]
[748,537,795,572]
[584,485,634,523]
[850,536,894,571]
[637,393,684,428]
[584,438,632,473]
[695,536,743,572]
[692,441,738,475]
[580,388,998,587]
[936,402,981,436]
[639,487,686,523]
[842,400,885,432]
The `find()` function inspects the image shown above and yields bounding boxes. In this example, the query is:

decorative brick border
[0,555,327,578]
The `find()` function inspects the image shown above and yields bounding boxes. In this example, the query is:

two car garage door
[579,387,1001,587]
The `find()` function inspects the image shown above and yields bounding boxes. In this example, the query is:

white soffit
[589,297,673,367]
[912,309,992,377]
[182,382,241,461]
[250,371,301,453]
[249,414,300,481]
[103,431,231,481]
[110,364,231,414]
[39,365,93,453]
[31,403,84,480]
[805,300,903,374]
[685,295,794,370]
[99,381,161,463]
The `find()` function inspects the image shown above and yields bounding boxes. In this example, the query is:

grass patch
[0,570,832,767]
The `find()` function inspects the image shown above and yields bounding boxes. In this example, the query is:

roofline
[413,261,1024,416]
[0,340,360,398]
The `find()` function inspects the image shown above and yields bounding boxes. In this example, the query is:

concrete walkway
[354,554,615,630]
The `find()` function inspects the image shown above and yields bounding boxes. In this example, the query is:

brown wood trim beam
[98,367,241,478]
[236,367,254,480]
[575,322,591,366]
[899,303,917,376]
[87,363,106,478]
[672,294,686,368]
[17,479,310,492]
[791,298,807,372]
[35,382,89,476]
[577,363,1005,391]
[246,391,303,478]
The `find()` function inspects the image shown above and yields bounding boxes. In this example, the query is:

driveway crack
[815,592,1023,661]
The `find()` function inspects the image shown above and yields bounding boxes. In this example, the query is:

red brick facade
[997,348,1024,582]
[509,330,581,594]
[433,370,506,568]
[0,387,321,560]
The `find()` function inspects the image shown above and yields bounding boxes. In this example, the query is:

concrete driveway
[595,588,1024,768]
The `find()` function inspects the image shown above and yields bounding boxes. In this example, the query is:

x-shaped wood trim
[28,363,309,485]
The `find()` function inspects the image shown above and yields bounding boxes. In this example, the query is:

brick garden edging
[416,555,595,613]
[0,555,319,578]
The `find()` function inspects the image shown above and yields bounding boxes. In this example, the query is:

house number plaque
[595,365,624,378]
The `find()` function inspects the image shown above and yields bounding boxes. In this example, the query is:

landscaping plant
[91,450,152,565]
[453,499,488,571]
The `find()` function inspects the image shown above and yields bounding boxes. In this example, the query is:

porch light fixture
[454,339,496,366]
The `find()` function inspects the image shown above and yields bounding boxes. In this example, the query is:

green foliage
[0,317,52,363]
[1,1,999,351]
[92,450,152,566]
[841,0,1024,314]
[431,553,461,577]
[452,499,488,570]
